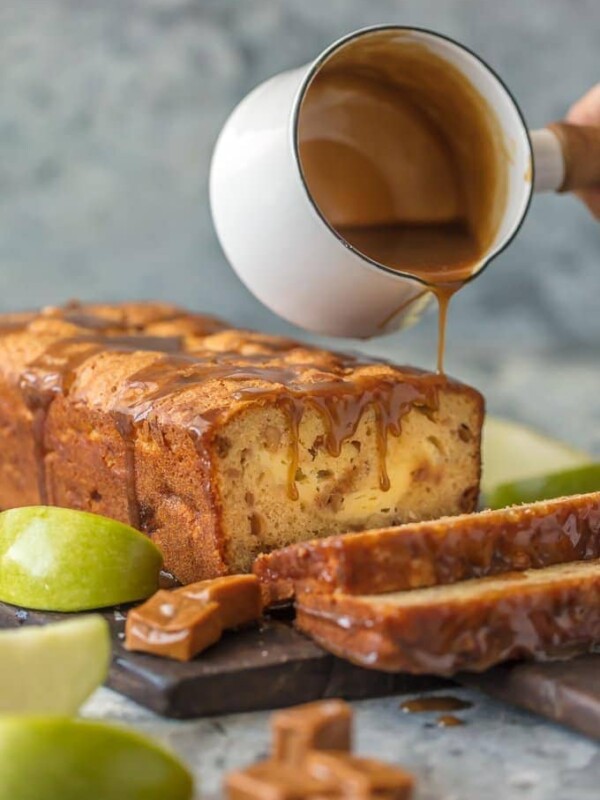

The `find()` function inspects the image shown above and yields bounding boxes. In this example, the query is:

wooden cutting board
[460,656,600,740]
[0,602,444,718]
[1,601,598,738]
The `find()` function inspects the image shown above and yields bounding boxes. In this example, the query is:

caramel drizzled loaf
[0,302,483,582]
[295,560,600,674]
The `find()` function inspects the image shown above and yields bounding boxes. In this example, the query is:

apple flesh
[0,717,193,800]
[0,616,110,714]
[0,507,162,611]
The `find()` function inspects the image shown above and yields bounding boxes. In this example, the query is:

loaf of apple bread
[0,302,483,582]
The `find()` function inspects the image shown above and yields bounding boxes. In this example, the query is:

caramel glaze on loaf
[0,302,483,582]
[254,493,600,604]
[295,560,600,675]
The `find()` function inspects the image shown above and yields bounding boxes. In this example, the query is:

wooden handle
[547,122,600,193]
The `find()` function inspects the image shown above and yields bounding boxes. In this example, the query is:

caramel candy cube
[125,590,222,661]
[178,574,263,629]
[225,760,339,800]
[306,752,414,800]
[272,700,352,766]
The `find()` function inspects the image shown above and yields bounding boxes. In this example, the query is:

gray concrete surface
[3,1,600,797]
[83,684,600,800]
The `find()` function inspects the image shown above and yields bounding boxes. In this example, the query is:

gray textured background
[3,4,600,795]
[1,0,599,447]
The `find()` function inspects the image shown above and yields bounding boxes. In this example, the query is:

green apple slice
[0,507,162,611]
[0,616,110,714]
[487,463,600,509]
[0,717,193,800]
[482,416,591,499]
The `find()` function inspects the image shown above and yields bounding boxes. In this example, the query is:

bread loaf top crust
[2,301,472,421]
[0,301,480,497]
[0,302,483,580]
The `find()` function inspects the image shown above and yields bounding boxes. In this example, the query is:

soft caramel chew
[226,756,413,800]
[272,700,352,766]
[254,493,600,603]
[125,575,263,660]
[177,575,263,629]
[125,591,222,661]
[295,560,600,675]
[225,760,340,800]
[0,302,483,582]
[226,699,414,799]
[304,752,414,799]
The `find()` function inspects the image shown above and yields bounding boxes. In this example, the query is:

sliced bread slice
[255,492,600,603]
[295,560,600,675]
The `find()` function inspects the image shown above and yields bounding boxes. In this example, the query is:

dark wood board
[461,655,600,740]
[2,601,598,735]
[0,602,444,719]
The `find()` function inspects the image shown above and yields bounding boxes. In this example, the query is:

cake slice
[295,560,600,674]
[254,492,600,603]
[0,302,483,582]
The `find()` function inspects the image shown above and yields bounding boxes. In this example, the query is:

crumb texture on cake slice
[219,384,482,574]
[0,301,483,582]
[296,559,600,675]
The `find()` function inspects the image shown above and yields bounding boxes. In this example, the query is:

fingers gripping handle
[532,123,600,194]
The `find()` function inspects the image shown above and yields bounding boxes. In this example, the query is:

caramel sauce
[298,31,508,373]
[123,352,440,499]
[14,306,446,523]
[437,714,464,727]
[400,695,472,714]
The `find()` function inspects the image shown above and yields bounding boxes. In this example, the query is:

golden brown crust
[295,561,600,675]
[0,301,483,582]
[254,493,600,603]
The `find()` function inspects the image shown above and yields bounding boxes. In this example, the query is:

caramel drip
[239,381,431,495]
[284,399,302,501]
[124,353,441,498]
[431,283,461,375]
[437,715,464,727]
[400,696,472,714]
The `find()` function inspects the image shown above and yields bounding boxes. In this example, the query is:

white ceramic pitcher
[210,25,600,339]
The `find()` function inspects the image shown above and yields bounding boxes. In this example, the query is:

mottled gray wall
[1,0,599,367]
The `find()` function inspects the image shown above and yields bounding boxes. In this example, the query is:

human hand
[567,83,600,218]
